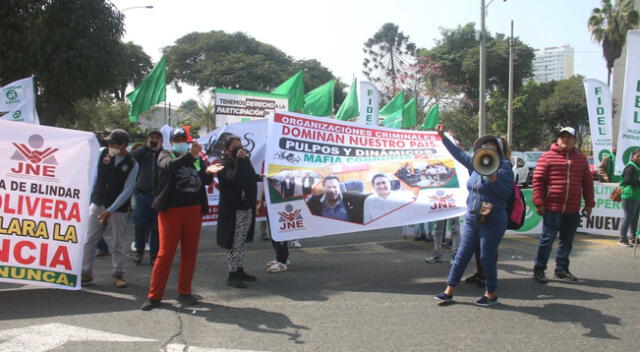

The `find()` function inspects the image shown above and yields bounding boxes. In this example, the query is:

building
[532,45,575,83]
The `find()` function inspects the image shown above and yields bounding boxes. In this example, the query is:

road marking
[0,323,155,352]
[166,343,270,352]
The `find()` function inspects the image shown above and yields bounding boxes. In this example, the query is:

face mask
[148,141,159,149]
[172,143,189,155]
[230,146,241,158]
[108,147,120,156]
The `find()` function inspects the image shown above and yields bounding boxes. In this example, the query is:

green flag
[126,56,167,122]
[381,111,402,128]
[419,103,440,130]
[335,79,359,121]
[272,70,305,112]
[303,79,335,117]
[402,98,417,129]
[379,91,405,117]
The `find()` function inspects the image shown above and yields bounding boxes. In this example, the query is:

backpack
[507,183,526,230]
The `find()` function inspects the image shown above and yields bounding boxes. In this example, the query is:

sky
[112,0,608,106]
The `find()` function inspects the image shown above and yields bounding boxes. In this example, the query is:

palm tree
[588,0,640,86]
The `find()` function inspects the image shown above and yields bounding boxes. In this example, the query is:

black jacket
[91,149,136,212]
[131,146,161,195]
[306,192,367,224]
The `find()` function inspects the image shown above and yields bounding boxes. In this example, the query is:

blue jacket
[442,136,513,214]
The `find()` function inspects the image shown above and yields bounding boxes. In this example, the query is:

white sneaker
[267,262,288,273]
[266,259,290,267]
[290,240,303,248]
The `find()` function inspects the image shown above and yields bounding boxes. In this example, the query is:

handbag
[610,187,623,202]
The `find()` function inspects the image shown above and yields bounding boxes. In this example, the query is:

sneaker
[267,262,288,273]
[96,250,110,258]
[290,240,303,248]
[425,255,441,264]
[226,271,247,288]
[141,298,162,311]
[113,274,128,288]
[554,269,578,281]
[434,292,453,303]
[81,272,93,284]
[475,295,499,307]
[618,240,632,247]
[629,238,636,245]
[133,251,144,264]
[267,259,291,267]
[177,294,198,307]
[533,268,549,284]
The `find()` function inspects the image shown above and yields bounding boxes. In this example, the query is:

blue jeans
[134,193,159,257]
[534,212,579,272]
[447,210,507,292]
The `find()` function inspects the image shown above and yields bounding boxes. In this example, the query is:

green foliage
[57,96,141,135]
[0,0,126,126]
[179,99,199,113]
[113,41,153,101]
[538,76,589,149]
[293,59,346,108]
[588,0,639,85]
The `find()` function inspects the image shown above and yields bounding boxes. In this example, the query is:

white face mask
[108,147,121,156]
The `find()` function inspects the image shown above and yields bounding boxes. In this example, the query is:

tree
[113,41,153,101]
[56,96,140,135]
[588,0,639,86]
[0,0,125,126]
[538,76,589,149]
[362,23,416,99]
[293,59,346,109]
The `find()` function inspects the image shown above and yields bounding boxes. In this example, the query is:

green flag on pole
[379,91,405,117]
[419,103,440,130]
[402,98,417,129]
[272,70,305,112]
[381,111,402,128]
[303,79,335,117]
[126,56,167,122]
[335,79,359,121]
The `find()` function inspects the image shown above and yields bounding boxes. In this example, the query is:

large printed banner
[583,79,613,168]
[509,183,623,236]
[198,119,268,225]
[615,30,640,175]
[215,88,288,127]
[265,112,469,241]
[0,120,98,289]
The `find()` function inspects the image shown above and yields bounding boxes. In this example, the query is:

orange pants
[148,205,202,300]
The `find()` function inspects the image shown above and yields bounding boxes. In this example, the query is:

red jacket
[532,143,595,214]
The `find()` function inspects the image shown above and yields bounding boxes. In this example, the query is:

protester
[141,127,222,311]
[216,135,263,288]
[425,217,460,265]
[130,130,163,265]
[82,129,139,288]
[532,127,595,283]
[598,146,620,183]
[307,175,366,224]
[433,124,513,307]
[618,149,640,246]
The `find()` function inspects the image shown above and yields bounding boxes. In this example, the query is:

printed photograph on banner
[265,111,469,241]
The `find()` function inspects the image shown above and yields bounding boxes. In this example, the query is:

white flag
[0,76,39,124]
[615,30,640,175]
[358,81,380,125]
[583,79,613,167]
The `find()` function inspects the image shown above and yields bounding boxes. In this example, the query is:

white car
[511,152,529,187]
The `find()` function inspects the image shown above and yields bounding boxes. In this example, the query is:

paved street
[1,226,638,352]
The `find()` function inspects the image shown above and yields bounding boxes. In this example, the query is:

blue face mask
[172,143,189,155]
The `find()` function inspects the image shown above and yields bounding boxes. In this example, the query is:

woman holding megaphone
[433,123,514,307]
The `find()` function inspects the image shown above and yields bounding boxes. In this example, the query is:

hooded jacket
[532,143,595,214]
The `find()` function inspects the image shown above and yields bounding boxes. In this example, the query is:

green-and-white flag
[0,76,39,124]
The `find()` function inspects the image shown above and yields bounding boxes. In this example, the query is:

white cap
[557,127,576,137]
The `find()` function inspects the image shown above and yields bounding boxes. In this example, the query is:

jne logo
[278,204,304,231]
[428,190,456,210]
[10,134,59,178]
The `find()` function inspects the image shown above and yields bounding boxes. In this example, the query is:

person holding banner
[142,128,222,311]
[618,150,640,247]
[433,124,513,307]
[82,129,138,289]
[216,135,263,288]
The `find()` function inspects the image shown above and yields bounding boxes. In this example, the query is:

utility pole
[507,20,514,145]
[478,0,487,137]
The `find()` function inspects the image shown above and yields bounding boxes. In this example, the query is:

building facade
[532,45,575,83]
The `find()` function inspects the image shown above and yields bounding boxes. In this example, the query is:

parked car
[524,151,544,186]
[511,152,529,187]
[587,156,599,181]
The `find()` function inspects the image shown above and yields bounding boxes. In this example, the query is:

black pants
[271,240,289,264]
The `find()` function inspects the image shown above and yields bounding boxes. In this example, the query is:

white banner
[0,120,99,289]
[0,77,39,124]
[198,119,268,225]
[358,81,380,125]
[214,88,288,127]
[583,79,613,167]
[615,30,640,175]
[264,111,469,241]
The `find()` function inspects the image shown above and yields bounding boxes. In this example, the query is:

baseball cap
[104,129,130,146]
[557,127,576,137]
[170,127,188,141]
[148,129,163,138]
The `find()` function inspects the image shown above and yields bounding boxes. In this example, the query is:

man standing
[532,127,595,283]
[598,146,620,183]
[82,129,139,288]
[130,130,163,265]
[301,172,315,195]
[281,173,295,198]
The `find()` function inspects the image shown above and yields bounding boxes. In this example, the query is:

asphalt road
[1,225,638,352]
